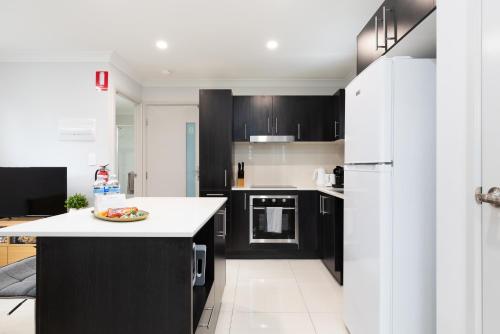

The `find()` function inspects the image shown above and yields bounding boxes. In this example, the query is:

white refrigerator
[343,57,436,334]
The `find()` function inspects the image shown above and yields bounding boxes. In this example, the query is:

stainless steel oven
[249,195,299,245]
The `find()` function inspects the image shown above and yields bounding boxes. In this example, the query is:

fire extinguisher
[95,164,110,182]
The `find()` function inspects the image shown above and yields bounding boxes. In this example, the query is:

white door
[145,105,199,197]
[343,164,392,334]
[345,58,393,164]
[481,1,500,332]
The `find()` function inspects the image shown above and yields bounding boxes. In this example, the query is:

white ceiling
[1,0,383,84]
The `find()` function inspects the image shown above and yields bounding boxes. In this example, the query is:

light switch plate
[88,153,96,166]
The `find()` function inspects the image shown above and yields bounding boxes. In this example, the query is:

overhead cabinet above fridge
[233,92,345,143]
[357,0,436,74]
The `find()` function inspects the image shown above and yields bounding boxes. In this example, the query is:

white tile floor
[0,260,346,334]
[216,259,347,334]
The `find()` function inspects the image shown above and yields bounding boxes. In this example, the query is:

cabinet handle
[244,193,247,211]
[268,117,270,134]
[275,117,278,134]
[244,123,247,140]
[334,121,339,138]
[298,123,301,140]
[216,208,227,237]
[205,193,224,196]
[374,15,385,51]
[224,169,227,187]
[383,6,396,45]
[319,196,324,214]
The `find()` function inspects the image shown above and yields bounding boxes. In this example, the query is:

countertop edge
[231,187,345,199]
[0,197,227,238]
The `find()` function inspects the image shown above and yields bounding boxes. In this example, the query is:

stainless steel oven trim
[249,195,299,245]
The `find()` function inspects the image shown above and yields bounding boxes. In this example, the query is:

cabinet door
[233,96,251,141]
[214,208,227,312]
[333,89,345,140]
[357,6,387,74]
[199,90,233,191]
[272,96,303,137]
[333,197,344,284]
[248,96,273,136]
[298,191,320,255]
[391,0,435,42]
[229,191,250,252]
[323,196,335,274]
[304,96,334,142]
[201,191,231,240]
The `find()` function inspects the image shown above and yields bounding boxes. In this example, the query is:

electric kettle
[312,168,328,186]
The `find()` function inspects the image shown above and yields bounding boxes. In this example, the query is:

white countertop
[231,186,345,199]
[0,197,227,238]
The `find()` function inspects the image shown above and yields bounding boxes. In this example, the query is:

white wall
[436,0,482,333]
[142,79,347,104]
[0,61,142,201]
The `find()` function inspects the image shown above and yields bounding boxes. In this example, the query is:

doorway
[115,93,141,198]
[144,105,199,197]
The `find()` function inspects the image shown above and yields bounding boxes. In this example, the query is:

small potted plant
[65,193,89,213]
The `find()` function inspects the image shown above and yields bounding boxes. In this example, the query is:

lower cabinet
[319,194,344,285]
[227,190,319,259]
[194,209,226,334]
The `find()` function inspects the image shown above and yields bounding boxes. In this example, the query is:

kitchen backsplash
[233,141,344,187]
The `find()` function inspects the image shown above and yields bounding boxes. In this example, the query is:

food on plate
[97,207,145,219]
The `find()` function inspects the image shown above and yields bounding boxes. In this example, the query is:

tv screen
[0,167,67,217]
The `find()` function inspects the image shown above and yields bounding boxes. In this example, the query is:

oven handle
[252,207,296,210]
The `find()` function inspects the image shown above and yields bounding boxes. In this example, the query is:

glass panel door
[116,94,138,198]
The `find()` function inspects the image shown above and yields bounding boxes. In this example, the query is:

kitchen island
[0,197,227,334]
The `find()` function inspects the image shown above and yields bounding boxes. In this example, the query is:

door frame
[436,1,482,333]
[114,91,145,197]
[142,103,200,197]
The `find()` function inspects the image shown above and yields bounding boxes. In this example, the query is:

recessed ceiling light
[155,40,168,50]
[266,40,279,50]
[161,69,172,75]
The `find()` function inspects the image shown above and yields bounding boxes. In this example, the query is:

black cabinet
[200,90,233,191]
[305,96,335,142]
[298,191,320,254]
[357,0,436,74]
[233,96,337,142]
[357,5,387,75]
[319,194,343,285]
[333,89,345,140]
[200,191,231,247]
[272,96,304,138]
[233,96,273,141]
[213,207,226,331]
[391,0,435,42]
[228,191,249,253]
[228,190,319,259]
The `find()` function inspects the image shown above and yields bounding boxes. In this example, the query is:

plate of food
[94,207,149,222]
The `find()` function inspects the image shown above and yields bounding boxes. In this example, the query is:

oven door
[249,195,299,245]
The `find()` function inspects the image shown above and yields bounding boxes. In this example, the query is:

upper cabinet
[391,0,435,41]
[199,89,233,191]
[333,89,345,140]
[233,95,344,142]
[357,0,436,74]
[357,6,387,75]
[233,96,272,141]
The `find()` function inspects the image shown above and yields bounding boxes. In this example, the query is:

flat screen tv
[0,167,67,218]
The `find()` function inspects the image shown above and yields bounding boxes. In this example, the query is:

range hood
[249,135,295,143]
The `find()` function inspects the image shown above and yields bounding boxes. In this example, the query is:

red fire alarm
[95,71,109,91]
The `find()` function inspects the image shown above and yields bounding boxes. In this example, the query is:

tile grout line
[288,260,319,334]
[228,260,240,333]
